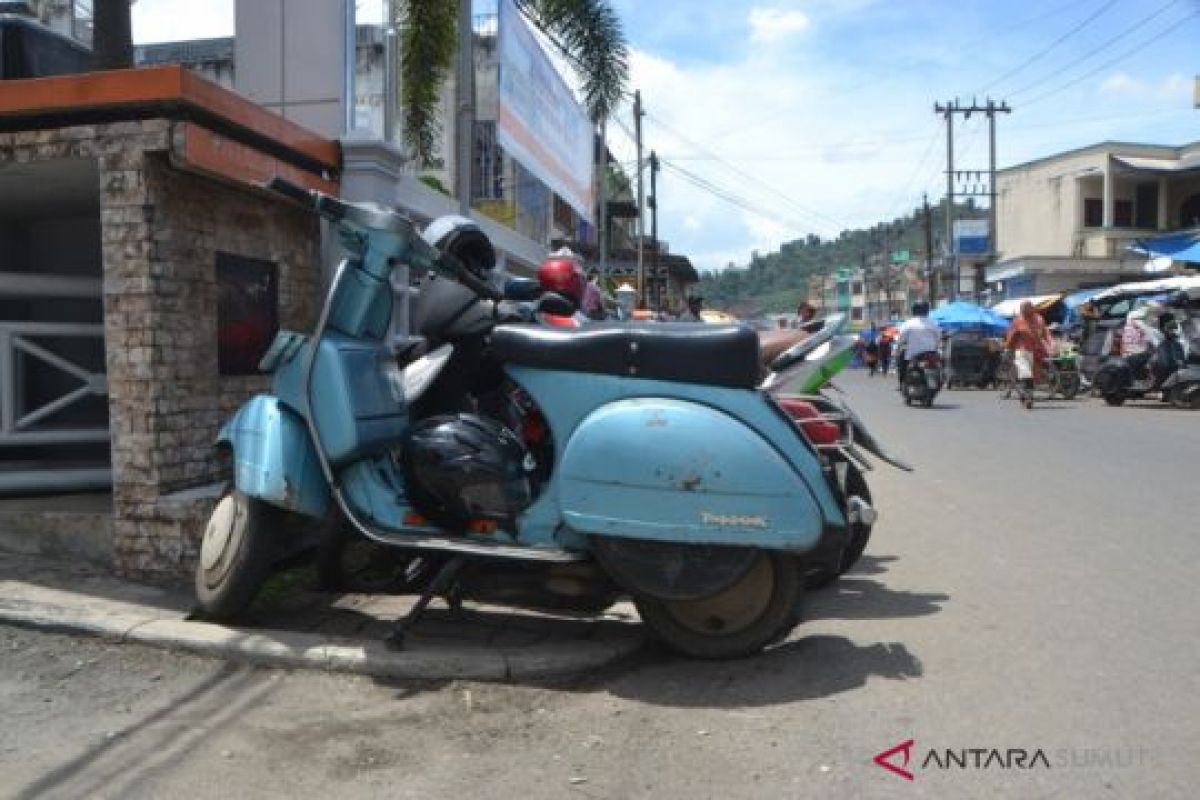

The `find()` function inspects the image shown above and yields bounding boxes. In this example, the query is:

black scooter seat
[491,322,761,389]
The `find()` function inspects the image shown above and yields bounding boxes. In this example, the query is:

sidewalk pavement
[0,552,644,682]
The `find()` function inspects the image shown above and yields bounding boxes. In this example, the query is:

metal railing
[0,321,108,446]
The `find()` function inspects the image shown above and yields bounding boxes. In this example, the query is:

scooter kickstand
[386,556,466,651]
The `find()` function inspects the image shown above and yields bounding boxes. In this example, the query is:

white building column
[1102,155,1114,228]
[1158,176,1169,230]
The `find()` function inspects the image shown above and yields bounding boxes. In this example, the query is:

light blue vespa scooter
[196,179,889,658]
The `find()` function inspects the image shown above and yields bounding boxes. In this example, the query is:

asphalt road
[3,370,1198,799]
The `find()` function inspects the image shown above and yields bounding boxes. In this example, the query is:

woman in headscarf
[1004,301,1053,409]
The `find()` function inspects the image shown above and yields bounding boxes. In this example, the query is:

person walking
[1004,301,1052,410]
[879,334,894,376]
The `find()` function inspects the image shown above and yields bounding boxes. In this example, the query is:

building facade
[991,140,1200,297]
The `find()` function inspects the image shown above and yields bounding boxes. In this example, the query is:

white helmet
[422,215,496,277]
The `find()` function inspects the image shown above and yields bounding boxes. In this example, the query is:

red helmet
[537,256,586,308]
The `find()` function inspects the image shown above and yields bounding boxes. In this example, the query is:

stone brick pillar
[100,124,321,579]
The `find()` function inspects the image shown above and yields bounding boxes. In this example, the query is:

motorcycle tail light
[776,397,841,446]
[542,314,581,329]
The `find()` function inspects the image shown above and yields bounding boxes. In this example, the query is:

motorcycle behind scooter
[761,315,911,587]
[902,352,944,407]
[196,179,905,659]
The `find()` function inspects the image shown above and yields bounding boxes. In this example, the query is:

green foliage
[515,0,630,123]
[399,0,628,165]
[399,0,458,167]
[419,174,451,195]
[699,202,985,317]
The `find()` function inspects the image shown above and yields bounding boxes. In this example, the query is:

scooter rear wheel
[633,551,800,660]
[195,488,279,620]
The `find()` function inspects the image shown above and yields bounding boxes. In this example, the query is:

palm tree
[92,0,134,70]
[399,0,628,166]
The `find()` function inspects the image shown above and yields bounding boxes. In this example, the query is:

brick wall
[1,120,323,579]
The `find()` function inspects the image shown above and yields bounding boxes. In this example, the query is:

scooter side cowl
[558,397,829,552]
[217,395,331,519]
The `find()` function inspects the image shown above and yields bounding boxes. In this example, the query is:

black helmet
[401,414,532,530]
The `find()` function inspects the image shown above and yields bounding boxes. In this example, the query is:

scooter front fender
[217,395,330,519]
[558,397,829,552]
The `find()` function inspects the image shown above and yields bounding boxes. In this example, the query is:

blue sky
[134,0,1200,272]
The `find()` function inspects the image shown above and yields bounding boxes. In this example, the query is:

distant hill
[698,200,985,317]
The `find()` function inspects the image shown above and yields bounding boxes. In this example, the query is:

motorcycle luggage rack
[777,394,855,451]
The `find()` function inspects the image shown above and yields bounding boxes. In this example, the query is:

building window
[1114,200,1133,228]
[1135,183,1158,229]
[851,307,864,321]
[1083,198,1102,227]
[217,253,278,376]
[553,194,575,235]
[1181,194,1200,228]
[851,281,863,295]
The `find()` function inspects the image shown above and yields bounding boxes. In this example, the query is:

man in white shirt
[895,301,941,389]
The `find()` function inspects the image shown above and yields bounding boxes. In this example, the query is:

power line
[709,0,1094,143]
[645,110,849,233]
[1019,9,1200,107]
[1005,0,1185,98]
[659,160,820,236]
[884,128,942,221]
[978,0,1120,94]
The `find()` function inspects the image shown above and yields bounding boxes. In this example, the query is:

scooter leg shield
[557,397,832,553]
[217,395,331,519]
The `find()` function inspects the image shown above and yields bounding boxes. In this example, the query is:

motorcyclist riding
[895,301,940,390]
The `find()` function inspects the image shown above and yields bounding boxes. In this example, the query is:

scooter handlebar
[265,176,347,222]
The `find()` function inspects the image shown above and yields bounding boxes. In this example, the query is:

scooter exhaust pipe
[847,495,877,527]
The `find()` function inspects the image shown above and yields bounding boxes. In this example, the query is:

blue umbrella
[930,301,1010,335]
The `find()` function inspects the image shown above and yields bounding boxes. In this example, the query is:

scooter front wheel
[195,488,279,620]
[633,550,800,660]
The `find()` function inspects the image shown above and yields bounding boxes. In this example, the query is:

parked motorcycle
[195,180,907,659]
[761,315,911,587]
[902,352,944,407]
[1093,321,1198,408]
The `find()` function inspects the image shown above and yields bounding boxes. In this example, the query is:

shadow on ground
[557,552,943,709]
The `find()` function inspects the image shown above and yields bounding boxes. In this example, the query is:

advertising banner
[497,0,595,222]
[953,219,990,255]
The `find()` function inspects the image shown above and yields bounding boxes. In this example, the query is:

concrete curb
[0,579,644,682]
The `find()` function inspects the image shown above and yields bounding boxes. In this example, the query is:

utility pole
[649,150,661,310]
[923,193,935,302]
[634,90,646,307]
[934,98,1010,302]
[986,100,1011,271]
[383,0,398,143]
[454,0,475,215]
[598,120,609,283]
[935,101,955,300]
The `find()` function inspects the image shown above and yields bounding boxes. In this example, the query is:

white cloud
[748,7,811,43]
[1098,71,1193,102]
[615,45,940,273]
